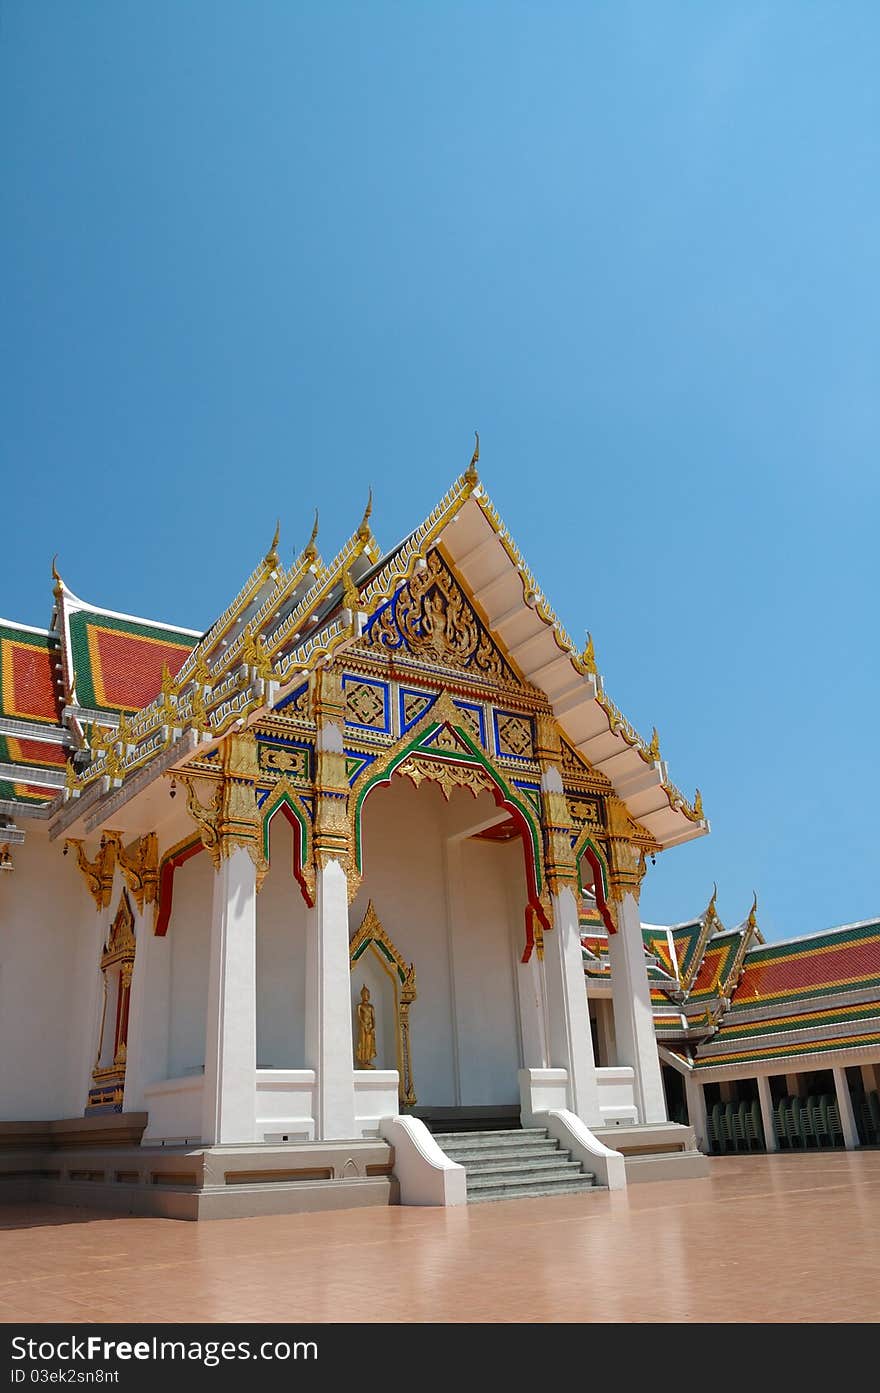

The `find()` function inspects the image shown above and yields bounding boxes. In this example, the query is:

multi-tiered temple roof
[583,898,880,1072]
[1,462,707,857]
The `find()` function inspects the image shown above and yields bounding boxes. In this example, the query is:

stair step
[463,1155,585,1176]
[468,1178,601,1204]
[431,1129,550,1149]
[440,1142,556,1153]
[467,1162,588,1188]
[442,1145,562,1166]
[429,1125,603,1206]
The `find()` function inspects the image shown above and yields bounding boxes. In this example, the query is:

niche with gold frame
[88,889,137,1110]
[349,901,417,1107]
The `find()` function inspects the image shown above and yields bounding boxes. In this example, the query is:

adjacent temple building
[1,453,878,1217]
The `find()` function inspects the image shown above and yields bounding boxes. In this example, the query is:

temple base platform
[0,1114,397,1220]
[593,1120,710,1182]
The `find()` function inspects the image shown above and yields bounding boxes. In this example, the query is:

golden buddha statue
[355,984,377,1069]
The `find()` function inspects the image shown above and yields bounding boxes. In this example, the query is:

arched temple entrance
[350,771,533,1111]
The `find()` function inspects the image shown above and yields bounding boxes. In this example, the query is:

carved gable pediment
[361,549,517,686]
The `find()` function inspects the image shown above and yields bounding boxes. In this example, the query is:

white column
[122,909,171,1114]
[542,886,602,1127]
[501,840,548,1072]
[608,892,667,1123]
[860,1063,878,1093]
[516,950,549,1071]
[201,846,258,1144]
[833,1066,859,1150]
[305,859,356,1140]
[757,1074,778,1152]
[785,1072,803,1096]
[595,997,617,1068]
[685,1072,708,1152]
[441,836,466,1105]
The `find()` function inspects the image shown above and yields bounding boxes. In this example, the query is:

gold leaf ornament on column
[64,832,122,911]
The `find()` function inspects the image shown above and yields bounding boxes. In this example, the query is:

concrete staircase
[430,1126,600,1203]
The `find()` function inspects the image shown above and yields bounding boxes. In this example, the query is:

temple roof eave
[52,469,708,851]
[434,492,707,850]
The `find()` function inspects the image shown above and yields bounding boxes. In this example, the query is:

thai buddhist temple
[1,453,877,1218]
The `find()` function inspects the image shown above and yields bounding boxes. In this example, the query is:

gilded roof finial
[342,569,361,612]
[264,519,281,571]
[65,759,77,798]
[357,488,373,541]
[304,508,320,562]
[465,431,480,484]
[646,727,661,762]
[705,882,718,926]
[51,554,63,599]
[581,631,597,676]
[693,787,704,820]
[746,892,758,932]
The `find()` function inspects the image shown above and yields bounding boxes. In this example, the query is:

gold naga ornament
[159,662,179,734]
[175,729,268,886]
[580,631,597,676]
[64,831,123,911]
[240,626,275,683]
[341,569,361,613]
[114,833,159,914]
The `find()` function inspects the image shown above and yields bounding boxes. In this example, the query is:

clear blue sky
[2,4,878,941]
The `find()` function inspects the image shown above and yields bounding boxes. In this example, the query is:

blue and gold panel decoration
[512,780,542,822]
[399,686,437,735]
[257,734,312,783]
[86,1085,123,1114]
[274,682,309,716]
[343,674,390,733]
[567,794,603,836]
[257,787,314,822]
[494,710,534,761]
[346,749,377,786]
[452,699,486,747]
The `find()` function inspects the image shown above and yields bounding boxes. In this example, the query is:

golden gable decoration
[363,549,515,684]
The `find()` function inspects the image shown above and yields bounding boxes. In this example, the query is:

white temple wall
[451,837,523,1106]
[256,814,308,1069]
[351,777,525,1109]
[0,828,96,1119]
[167,849,212,1079]
[351,779,457,1106]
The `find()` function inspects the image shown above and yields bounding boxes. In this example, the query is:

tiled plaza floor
[0,1153,877,1323]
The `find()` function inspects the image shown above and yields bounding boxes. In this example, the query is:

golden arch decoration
[572,828,615,935]
[259,775,315,906]
[350,690,546,902]
[349,901,417,1107]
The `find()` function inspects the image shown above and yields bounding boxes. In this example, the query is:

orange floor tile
[0,1153,878,1323]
